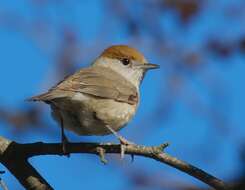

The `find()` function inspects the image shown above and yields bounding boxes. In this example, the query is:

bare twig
[0,136,230,190]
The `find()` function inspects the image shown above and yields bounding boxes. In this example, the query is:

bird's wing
[29,67,138,105]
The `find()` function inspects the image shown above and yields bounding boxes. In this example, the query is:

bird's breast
[88,97,138,129]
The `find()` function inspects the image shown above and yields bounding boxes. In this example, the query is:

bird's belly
[91,99,136,132]
[51,96,137,136]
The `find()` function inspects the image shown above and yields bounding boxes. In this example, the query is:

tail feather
[27,90,69,102]
[26,92,52,102]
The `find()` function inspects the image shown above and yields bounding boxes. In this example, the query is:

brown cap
[100,45,146,63]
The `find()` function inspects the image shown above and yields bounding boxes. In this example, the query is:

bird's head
[93,45,159,87]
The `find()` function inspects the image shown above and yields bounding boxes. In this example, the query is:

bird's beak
[140,63,160,70]
[133,61,159,70]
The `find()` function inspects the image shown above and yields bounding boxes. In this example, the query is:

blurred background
[0,0,245,190]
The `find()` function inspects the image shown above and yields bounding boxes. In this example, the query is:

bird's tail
[26,92,51,102]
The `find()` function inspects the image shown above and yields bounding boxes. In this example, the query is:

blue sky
[0,1,245,189]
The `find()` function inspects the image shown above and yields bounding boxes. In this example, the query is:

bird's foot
[96,147,107,164]
[118,136,134,145]
[61,135,70,157]
[104,125,135,160]
[118,135,135,160]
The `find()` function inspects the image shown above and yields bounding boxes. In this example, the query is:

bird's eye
[121,58,130,66]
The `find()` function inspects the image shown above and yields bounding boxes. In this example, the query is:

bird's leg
[56,110,70,157]
[60,119,70,157]
[105,125,134,159]
[51,103,70,156]
[105,125,134,144]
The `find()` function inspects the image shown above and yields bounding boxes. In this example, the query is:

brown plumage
[29,66,138,105]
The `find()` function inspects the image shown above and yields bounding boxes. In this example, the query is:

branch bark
[0,136,231,190]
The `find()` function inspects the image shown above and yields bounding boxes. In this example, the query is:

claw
[96,147,107,164]
[61,135,70,157]
[120,144,126,159]
[118,136,134,159]
[104,125,135,160]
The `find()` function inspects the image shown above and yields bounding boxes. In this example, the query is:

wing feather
[29,66,138,105]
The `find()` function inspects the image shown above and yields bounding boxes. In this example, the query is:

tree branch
[0,137,53,190]
[0,136,231,190]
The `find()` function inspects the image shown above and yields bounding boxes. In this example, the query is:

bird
[28,45,159,156]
